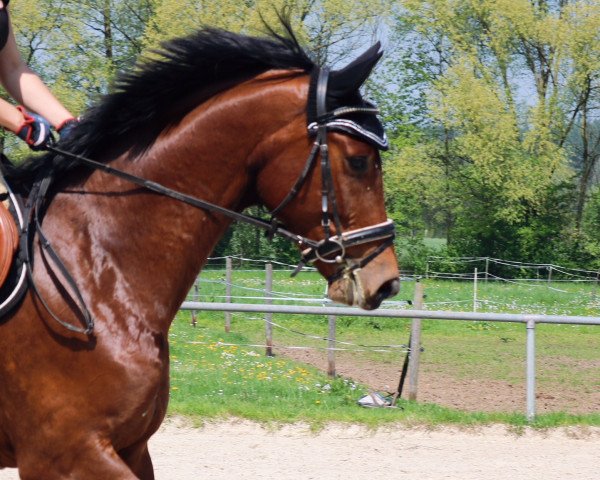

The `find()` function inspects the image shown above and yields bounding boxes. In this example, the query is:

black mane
[4,23,316,185]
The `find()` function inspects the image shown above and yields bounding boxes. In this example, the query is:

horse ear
[329,42,383,97]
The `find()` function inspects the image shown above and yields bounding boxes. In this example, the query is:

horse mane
[4,21,317,187]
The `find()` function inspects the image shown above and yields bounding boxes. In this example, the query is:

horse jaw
[326,250,400,310]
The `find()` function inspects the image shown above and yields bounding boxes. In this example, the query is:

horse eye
[347,155,368,173]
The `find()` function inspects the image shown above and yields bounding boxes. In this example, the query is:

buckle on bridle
[314,237,346,264]
[294,219,396,276]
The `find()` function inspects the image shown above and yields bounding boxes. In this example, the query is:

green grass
[169,270,600,428]
[196,268,600,316]
[168,313,600,428]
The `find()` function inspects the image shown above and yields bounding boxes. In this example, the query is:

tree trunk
[103,0,113,61]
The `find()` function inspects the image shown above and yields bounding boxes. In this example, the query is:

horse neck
[47,73,306,332]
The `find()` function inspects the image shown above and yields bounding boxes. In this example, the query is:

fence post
[526,318,536,421]
[265,262,274,357]
[547,265,553,284]
[484,257,489,283]
[473,268,478,312]
[408,280,424,401]
[327,315,336,377]
[190,278,199,327]
[225,256,232,333]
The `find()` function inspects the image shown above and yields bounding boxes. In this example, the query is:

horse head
[254,43,400,310]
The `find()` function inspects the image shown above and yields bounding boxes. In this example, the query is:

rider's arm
[0,6,74,131]
[0,95,22,132]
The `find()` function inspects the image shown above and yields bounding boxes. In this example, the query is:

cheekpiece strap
[316,67,330,120]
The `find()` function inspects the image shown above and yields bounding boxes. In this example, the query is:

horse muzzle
[295,219,399,309]
[327,248,400,309]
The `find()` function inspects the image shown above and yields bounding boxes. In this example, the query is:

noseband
[32,67,394,334]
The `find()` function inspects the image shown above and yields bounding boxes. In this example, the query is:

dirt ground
[279,348,600,414]
[0,343,597,479]
[0,418,598,479]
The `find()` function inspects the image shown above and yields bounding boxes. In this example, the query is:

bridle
[28,67,395,334]
[268,67,396,281]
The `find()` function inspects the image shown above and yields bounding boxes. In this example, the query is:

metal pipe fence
[180,301,600,421]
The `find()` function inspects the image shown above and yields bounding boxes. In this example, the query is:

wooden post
[547,265,553,284]
[190,278,199,327]
[408,280,424,401]
[327,315,336,377]
[265,262,274,357]
[225,256,232,333]
[526,318,537,421]
[484,257,489,283]
[473,268,478,312]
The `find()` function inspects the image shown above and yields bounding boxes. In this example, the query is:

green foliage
[141,0,389,64]
[577,187,600,270]
[395,236,445,274]
[448,181,579,265]
[4,1,600,270]
[381,0,600,269]
[12,1,154,102]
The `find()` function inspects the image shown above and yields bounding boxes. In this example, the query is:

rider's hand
[56,117,79,141]
[15,106,53,151]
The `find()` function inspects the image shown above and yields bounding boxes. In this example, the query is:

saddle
[0,190,18,288]
[0,176,27,318]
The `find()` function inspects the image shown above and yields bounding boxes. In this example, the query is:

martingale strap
[47,145,319,251]
[23,172,95,335]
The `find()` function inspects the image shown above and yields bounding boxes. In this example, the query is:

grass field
[167,267,600,427]
[195,266,600,316]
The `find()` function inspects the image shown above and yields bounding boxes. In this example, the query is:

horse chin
[327,269,399,310]
[327,275,360,307]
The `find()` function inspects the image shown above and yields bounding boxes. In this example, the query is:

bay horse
[0,25,399,479]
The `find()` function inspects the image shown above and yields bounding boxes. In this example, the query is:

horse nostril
[378,278,400,301]
[364,277,400,310]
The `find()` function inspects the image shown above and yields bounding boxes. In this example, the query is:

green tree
[2,1,156,159]
[9,0,155,106]
[383,0,600,267]
[142,0,389,64]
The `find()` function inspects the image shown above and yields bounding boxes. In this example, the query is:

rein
[27,67,395,335]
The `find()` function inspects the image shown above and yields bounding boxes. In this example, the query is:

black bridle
[29,67,395,334]
[268,67,396,280]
